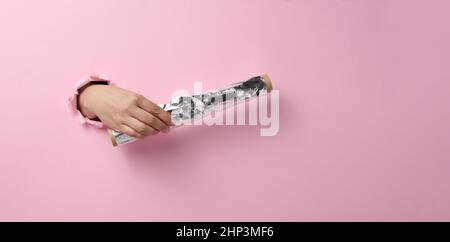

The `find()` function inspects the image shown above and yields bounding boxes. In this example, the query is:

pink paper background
[0,0,449,221]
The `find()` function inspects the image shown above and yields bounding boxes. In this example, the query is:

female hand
[78,84,172,138]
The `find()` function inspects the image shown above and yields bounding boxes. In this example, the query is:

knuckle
[132,94,142,102]
[119,104,130,113]
[124,105,134,113]
[153,106,161,114]
[125,94,140,106]
[113,114,125,123]
[136,124,147,133]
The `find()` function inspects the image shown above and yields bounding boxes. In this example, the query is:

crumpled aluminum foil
[109,74,273,146]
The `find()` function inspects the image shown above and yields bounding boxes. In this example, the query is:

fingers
[118,124,143,139]
[136,97,173,126]
[122,116,159,138]
[130,107,170,133]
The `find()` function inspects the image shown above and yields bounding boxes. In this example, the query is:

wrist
[78,84,100,120]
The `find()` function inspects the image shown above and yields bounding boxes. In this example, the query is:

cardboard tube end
[261,74,273,92]
[108,128,118,147]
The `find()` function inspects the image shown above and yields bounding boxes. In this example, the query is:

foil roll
[108,74,273,146]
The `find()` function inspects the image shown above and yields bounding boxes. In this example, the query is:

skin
[78,83,173,139]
